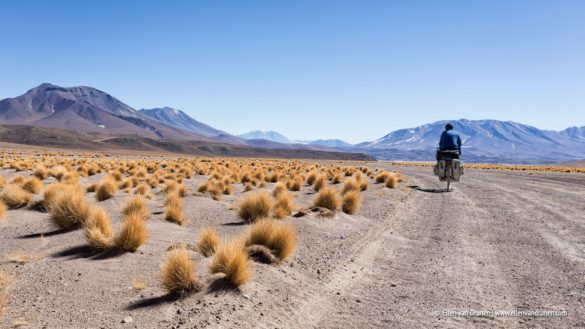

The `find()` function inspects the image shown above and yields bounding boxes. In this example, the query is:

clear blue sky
[1,0,584,143]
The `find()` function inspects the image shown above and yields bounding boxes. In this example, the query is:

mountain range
[0,83,583,163]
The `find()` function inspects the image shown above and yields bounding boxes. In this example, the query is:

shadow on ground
[408,185,451,194]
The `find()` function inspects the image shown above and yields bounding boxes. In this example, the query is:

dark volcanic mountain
[0,83,212,141]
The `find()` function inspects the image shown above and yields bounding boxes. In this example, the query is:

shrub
[289,176,303,191]
[160,247,201,294]
[164,193,185,225]
[114,212,147,252]
[122,196,148,219]
[210,242,251,287]
[313,174,326,192]
[48,186,92,229]
[86,183,97,193]
[0,201,6,219]
[96,177,118,201]
[360,179,369,191]
[238,191,273,222]
[385,174,398,189]
[22,177,43,194]
[272,182,287,198]
[84,208,113,249]
[245,219,297,263]
[134,183,150,195]
[341,179,359,195]
[331,173,343,184]
[306,171,318,185]
[375,172,390,184]
[342,190,361,215]
[197,182,209,193]
[312,186,340,211]
[273,190,293,219]
[0,184,32,209]
[33,166,48,180]
[9,175,26,186]
[197,227,220,257]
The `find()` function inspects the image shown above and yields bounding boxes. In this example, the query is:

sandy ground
[1,165,584,328]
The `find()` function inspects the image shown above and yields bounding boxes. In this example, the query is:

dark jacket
[439,130,462,154]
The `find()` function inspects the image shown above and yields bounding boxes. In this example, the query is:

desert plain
[0,148,583,329]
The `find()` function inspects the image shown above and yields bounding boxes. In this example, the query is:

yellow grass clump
[33,166,48,180]
[312,186,340,211]
[245,219,297,263]
[114,212,147,252]
[86,183,97,193]
[0,201,6,219]
[0,184,32,209]
[9,175,26,186]
[84,208,114,249]
[160,247,201,294]
[238,191,273,222]
[313,174,326,192]
[342,190,362,215]
[273,190,293,219]
[96,177,119,201]
[197,227,220,257]
[210,242,251,287]
[134,183,150,195]
[272,182,287,198]
[375,172,390,183]
[48,186,92,229]
[164,192,185,225]
[341,178,359,195]
[122,196,148,219]
[22,177,43,194]
[385,173,398,189]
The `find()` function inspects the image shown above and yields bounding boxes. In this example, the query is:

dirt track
[1,165,584,328]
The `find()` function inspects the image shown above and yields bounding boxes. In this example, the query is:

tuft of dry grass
[114,213,147,252]
[131,277,147,291]
[313,174,326,192]
[9,175,26,186]
[197,227,220,257]
[134,183,150,195]
[341,179,359,195]
[331,173,343,184]
[306,171,318,185]
[164,193,185,225]
[33,166,48,180]
[375,172,390,184]
[0,269,12,321]
[7,250,40,264]
[122,196,148,219]
[84,208,113,249]
[0,184,32,209]
[342,190,362,215]
[273,190,293,219]
[86,183,97,193]
[312,186,340,211]
[272,182,287,198]
[0,201,6,219]
[96,177,118,201]
[160,247,201,294]
[210,242,251,287]
[22,177,43,194]
[48,186,92,229]
[385,173,398,189]
[238,191,273,223]
[289,176,303,191]
[245,219,297,263]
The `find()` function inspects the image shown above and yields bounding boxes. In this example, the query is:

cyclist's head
[445,123,454,131]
